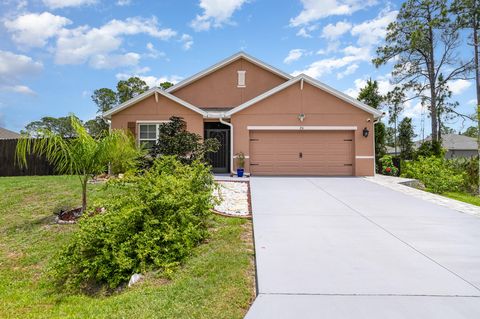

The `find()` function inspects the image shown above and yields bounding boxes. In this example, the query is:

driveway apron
[245,177,480,319]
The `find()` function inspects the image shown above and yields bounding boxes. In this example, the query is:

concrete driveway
[245,177,480,318]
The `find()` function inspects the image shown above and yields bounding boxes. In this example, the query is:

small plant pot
[237,168,244,177]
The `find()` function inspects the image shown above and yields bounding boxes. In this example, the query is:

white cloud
[321,21,351,40]
[468,99,477,105]
[449,79,472,95]
[344,74,395,98]
[180,34,193,50]
[89,52,140,69]
[294,45,370,78]
[190,0,247,31]
[284,49,306,64]
[43,0,97,9]
[317,41,341,55]
[290,0,378,27]
[145,42,166,59]
[296,25,318,38]
[403,101,426,119]
[116,0,131,5]
[116,73,183,88]
[0,50,42,95]
[3,85,36,95]
[294,8,397,83]
[4,12,72,48]
[55,17,176,66]
[336,63,358,79]
[351,9,398,46]
[0,50,43,78]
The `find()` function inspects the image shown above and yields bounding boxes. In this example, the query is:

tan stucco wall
[110,94,204,137]
[230,82,375,176]
[171,58,287,108]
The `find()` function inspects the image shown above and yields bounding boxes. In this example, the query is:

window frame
[137,121,168,148]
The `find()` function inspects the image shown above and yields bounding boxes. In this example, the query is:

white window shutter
[237,70,246,87]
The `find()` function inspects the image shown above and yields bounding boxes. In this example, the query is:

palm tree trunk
[81,177,88,213]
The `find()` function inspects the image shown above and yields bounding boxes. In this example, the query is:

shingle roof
[416,134,478,151]
[0,127,21,139]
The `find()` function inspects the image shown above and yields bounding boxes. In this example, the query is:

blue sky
[0,0,476,137]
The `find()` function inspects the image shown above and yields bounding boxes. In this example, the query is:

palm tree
[16,116,139,212]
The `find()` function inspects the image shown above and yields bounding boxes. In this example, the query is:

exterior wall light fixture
[363,127,369,137]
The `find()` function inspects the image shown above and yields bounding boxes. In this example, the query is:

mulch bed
[56,207,82,224]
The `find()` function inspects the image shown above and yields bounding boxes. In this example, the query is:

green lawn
[0,176,255,319]
[443,191,480,207]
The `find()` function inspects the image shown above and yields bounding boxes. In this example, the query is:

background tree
[88,88,118,138]
[462,126,479,137]
[91,88,117,113]
[84,117,108,138]
[116,77,149,103]
[385,87,406,154]
[435,74,460,139]
[398,117,416,160]
[451,0,480,194]
[16,116,138,212]
[22,115,81,138]
[149,116,220,166]
[385,127,396,147]
[159,82,174,90]
[374,0,472,142]
[357,79,387,159]
[441,125,456,135]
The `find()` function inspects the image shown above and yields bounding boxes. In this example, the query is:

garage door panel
[249,130,354,176]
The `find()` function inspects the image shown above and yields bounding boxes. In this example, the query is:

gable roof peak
[102,87,206,119]
[166,51,292,94]
[225,73,384,118]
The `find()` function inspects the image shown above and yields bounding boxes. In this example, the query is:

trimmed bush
[401,156,464,194]
[51,156,216,291]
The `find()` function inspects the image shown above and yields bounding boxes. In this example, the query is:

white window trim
[246,125,357,131]
[137,121,168,146]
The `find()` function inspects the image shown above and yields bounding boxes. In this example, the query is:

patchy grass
[443,191,480,207]
[0,176,255,319]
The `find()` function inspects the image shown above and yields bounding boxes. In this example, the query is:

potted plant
[236,152,245,177]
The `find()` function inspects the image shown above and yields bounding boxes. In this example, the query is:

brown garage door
[249,130,354,176]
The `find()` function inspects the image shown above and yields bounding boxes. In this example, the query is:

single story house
[0,127,21,139]
[415,134,478,159]
[103,52,382,176]
[386,134,478,159]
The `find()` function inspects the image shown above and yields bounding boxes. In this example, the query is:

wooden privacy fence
[0,139,57,176]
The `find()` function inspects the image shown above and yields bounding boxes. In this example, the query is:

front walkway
[245,177,480,318]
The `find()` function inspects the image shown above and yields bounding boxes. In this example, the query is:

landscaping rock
[213,181,250,217]
[128,273,143,287]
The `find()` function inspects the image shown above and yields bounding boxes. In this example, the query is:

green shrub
[449,156,479,194]
[401,156,464,194]
[415,140,445,159]
[148,116,220,167]
[51,156,216,291]
[379,155,399,176]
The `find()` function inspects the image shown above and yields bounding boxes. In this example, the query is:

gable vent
[237,70,246,88]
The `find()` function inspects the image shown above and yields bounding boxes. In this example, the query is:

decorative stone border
[212,180,252,218]
[365,175,480,217]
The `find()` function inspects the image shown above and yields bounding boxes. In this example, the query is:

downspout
[219,116,236,175]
